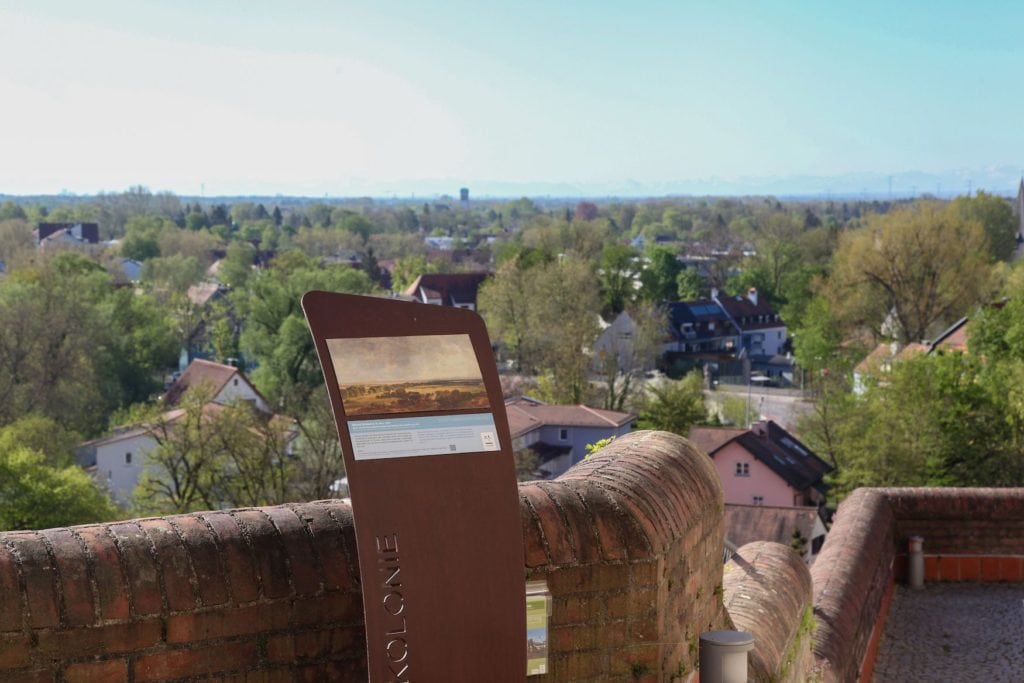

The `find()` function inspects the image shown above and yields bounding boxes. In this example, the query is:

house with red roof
[78,360,287,505]
[689,420,832,508]
[164,358,271,414]
[506,396,636,479]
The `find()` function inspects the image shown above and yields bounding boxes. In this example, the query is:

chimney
[751,420,768,437]
[747,287,758,306]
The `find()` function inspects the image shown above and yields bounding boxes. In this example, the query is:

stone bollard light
[699,630,755,683]
[908,535,925,589]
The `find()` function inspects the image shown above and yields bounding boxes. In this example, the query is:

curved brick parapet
[0,501,365,681]
[809,489,895,683]
[520,430,731,681]
[0,430,730,681]
[723,541,813,682]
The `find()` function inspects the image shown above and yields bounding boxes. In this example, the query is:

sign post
[302,291,526,682]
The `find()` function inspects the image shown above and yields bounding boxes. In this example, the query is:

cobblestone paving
[873,584,1024,682]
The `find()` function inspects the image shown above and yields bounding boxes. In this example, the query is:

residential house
[664,299,740,356]
[714,288,787,358]
[723,504,828,565]
[689,420,832,508]
[78,359,281,504]
[403,272,490,311]
[506,396,636,479]
[34,222,100,252]
[164,358,270,413]
[852,341,927,394]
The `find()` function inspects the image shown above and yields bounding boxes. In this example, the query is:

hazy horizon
[4,2,1024,198]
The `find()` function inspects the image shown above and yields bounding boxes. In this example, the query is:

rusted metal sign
[302,291,525,682]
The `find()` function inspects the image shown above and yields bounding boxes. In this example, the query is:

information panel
[302,291,525,682]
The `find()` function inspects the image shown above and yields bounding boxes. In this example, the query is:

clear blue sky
[2,1,1023,197]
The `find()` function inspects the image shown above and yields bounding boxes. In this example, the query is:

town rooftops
[690,420,833,494]
[403,272,490,308]
[504,396,635,439]
[723,503,822,549]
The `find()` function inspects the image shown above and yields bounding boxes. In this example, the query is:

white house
[77,359,277,505]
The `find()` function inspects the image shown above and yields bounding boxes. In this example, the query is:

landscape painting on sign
[326,334,489,416]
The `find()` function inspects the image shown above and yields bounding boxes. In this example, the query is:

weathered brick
[36,619,162,658]
[201,512,260,603]
[290,503,355,592]
[266,626,362,662]
[520,492,550,568]
[0,543,22,632]
[233,510,291,600]
[134,641,258,681]
[0,633,31,669]
[548,563,629,595]
[289,593,363,627]
[263,507,322,597]
[169,515,229,608]
[539,485,602,564]
[167,602,289,643]
[522,486,575,565]
[609,644,658,676]
[139,518,197,612]
[108,522,162,616]
[559,650,603,680]
[551,594,603,626]
[296,658,368,682]
[64,658,128,683]
[39,529,94,628]
[6,533,59,629]
[75,526,130,621]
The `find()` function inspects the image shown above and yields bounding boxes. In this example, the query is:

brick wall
[809,487,1024,683]
[0,430,733,682]
[521,430,732,682]
[0,503,366,681]
[723,541,813,683]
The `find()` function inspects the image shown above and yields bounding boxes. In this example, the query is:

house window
[753,496,764,506]
[559,428,569,441]
[735,462,749,476]
[125,452,132,465]
[233,378,239,386]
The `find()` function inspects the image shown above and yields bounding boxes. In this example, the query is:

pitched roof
[929,317,969,353]
[164,359,244,407]
[665,300,738,342]
[854,342,927,375]
[505,397,635,439]
[715,290,783,330]
[403,272,490,307]
[187,282,224,307]
[723,504,822,548]
[688,426,746,456]
[696,420,832,494]
[734,421,833,493]
[35,222,100,244]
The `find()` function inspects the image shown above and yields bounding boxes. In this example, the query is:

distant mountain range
[4,166,1023,201]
